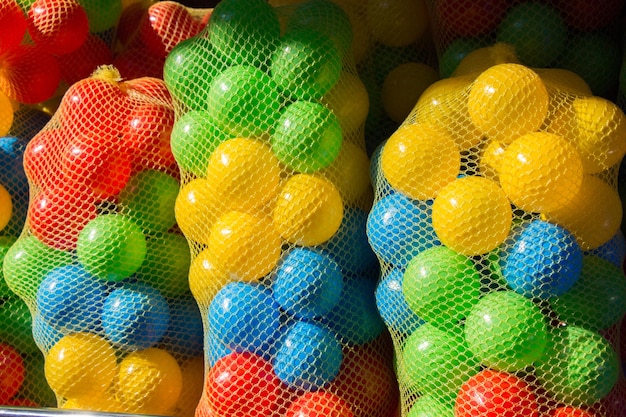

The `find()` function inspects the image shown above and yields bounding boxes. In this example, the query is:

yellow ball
[322,140,371,205]
[365,0,429,47]
[543,175,622,250]
[467,63,549,144]
[61,392,124,413]
[415,75,484,151]
[207,211,281,281]
[45,333,117,400]
[499,132,583,213]
[0,90,14,137]
[432,176,512,256]
[381,62,438,123]
[176,356,205,417]
[479,139,506,181]
[205,138,281,211]
[453,43,520,77]
[116,348,183,416]
[273,174,344,246]
[0,184,12,232]
[175,178,223,245]
[188,247,230,308]
[321,71,369,134]
[381,123,460,200]
[536,68,592,97]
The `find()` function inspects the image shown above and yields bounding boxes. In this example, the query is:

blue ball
[320,207,378,275]
[9,108,51,142]
[370,143,393,196]
[273,248,343,320]
[325,277,385,345]
[160,294,204,357]
[585,229,626,268]
[504,220,583,299]
[0,136,28,194]
[102,282,170,350]
[32,312,64,352]
[375,268,425,335]
[206,330,233,367]
[207,282,281,356]
[273,320,342,391]
[367,193,439,267]
[36,264,109,333]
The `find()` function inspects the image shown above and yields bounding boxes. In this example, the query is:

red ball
[27,0,89,55]
[455,369,539,417]
[552,0,624,31]
[23,128,65,190]
[286,392,354,417]
[59,33,114,85]
[205,352,284,417]
[551,406,598,417]
[0,343,24,404]
[434,0,509,39]
[0,0,27,54]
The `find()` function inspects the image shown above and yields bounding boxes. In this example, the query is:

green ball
[76,214,147,282]
[206,65,282,138]
[402,246,481,329]
[286,0,353,56]
[439,37,486,79]
[402,323,479,405]
[0,296,38,355]
[271,28,342,100]
[78,0,123,33]
[535,326,620,406]
[271,100,342,173]
[207,0,281,68]
[2,236,73,302]
[23,352,56,406]
[0,236,17,298]
[118,170,179,234]
[164,36,229,111]
[464,291,548,372]
[407,394,454,417]
[550,255,626,331]
[170,110,231,178]
[135,232,191,299]
[496,2,567,68]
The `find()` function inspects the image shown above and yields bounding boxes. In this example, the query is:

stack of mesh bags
[1,96,57,407]
[163,0,400,416]
[2,67,204,416]
[368,45,626,415]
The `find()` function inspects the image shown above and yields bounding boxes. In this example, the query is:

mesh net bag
[369,39,626,415]
[163,0,400,416]
[427,0,625,101]
[2,67,204,416]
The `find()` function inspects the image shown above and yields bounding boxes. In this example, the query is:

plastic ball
[36,264,109,334]
[550,255,626,331]
[455,369,539,417]
[503,220,583,299]
[205,352,282,417]
[535,68,592,97]
[381,62,439,123]
[434,0,507,38]
[207,0,281,68]
[32,312,63,353]
[273,321,343,391]
[271,28,342,101]
[207,282,281,355]
[464,291,548,372]
[367,192,439,267]
[206,65,282,137]
[273,174,344,246]
[159,295,204,357]
[467,63,548,145]
[116,348,183,415]
[551,407,597,417]
[76,214,147,282]
[585,229,626,268]
[170,109,231,177]
[176,356,205,417]
[403,246,480,328]
[432,176,512,256]
[452,43,520,78]
[438,37,487,79]
[322,140,372,206]
[381,123,460,200]
[543,175,622,250]
[478,139,506,181]
[45,333,117,400]
[496,2,567,68]
[0,237,16,298]
[365,0,429,47]
[118,169,179,233]
[0,342,24,403]
[0,184,11,232]
[135,232,191,299]
[175,178,223,245]
[325,277,386,345]
[27,0,89,55]
[535,326,620,406]
[407,394,454,417]
[0,91,13,137]
[0,0,27,54]
[205,137,281,211]
[2,235,73,301]
[286,391,354,417]
[271,100,343,173]
[375,268,425,335]
[206,211,281,282]
[101,282,170,350]
[321,71,369,135]
[188,247,230,309]
[0,296,38,355]
[273,247,343,319]
[403,323,480,405]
